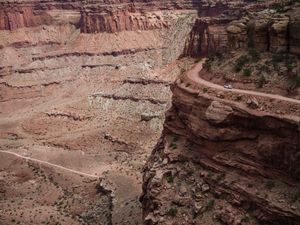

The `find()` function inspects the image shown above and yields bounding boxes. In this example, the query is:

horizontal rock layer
[141,80,300,224]
[0,0,199,32]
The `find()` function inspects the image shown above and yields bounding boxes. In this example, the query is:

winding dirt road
[0,150,99,178]
[1,59,299,188]
[187,59,300,105]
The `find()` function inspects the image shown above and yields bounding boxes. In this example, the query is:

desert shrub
[291,187,300,203]
[243,68,252,77]
[289,74,300,88]
[287,63,295,72]
[248,48,261,62]
[169,142,178,150]
[257,75,267,88]
[272,2,285,12]
[172,134,179,142]
[288,0,300,5]
[167,207,178,217]
[242,215,252,223]
[272,53,285,64]
[203,58,212,71]
[206,200,215,210]
[235,95,243,101]
[265,180,275,190]
[166,175,174,183]
[216,172,226,181]
[234,55,250,72]
[259,64,270,73]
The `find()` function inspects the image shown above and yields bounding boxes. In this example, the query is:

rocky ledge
[141,73,300,224]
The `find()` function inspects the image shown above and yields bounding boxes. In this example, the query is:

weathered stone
[205,101,233,124]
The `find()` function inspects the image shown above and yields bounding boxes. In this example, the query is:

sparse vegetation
[167,207,178,217]
[207,171,214,178]
[235,95,243,101]
[259,64,270,73]
[243,68,252,77]
[291,186,300,203]
[216,172,226,181]
[272,53,285,64]
[288,73,300,90]
[257,75,267,88]
[206,199,215,210]
[203,58,213,71]
[234,55,250,72]
[241,215,252,223]
[265,180,275,190]
[272,2,285,12]
[169,142,178,150]
[172,134,179,142]
[166,175,174,183]
[248,48,260,62]
[247,183,254,188]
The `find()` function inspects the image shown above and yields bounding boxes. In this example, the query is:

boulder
[205,101,234,124]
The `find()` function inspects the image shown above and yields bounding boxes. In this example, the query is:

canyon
[0,0,299,225]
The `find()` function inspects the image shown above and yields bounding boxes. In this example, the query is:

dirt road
[187,59,300,105]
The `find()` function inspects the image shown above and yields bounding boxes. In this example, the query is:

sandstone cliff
[141,73,300,225]
[0,0,199,33]
[183,0,300,57]
[142,1,300,224]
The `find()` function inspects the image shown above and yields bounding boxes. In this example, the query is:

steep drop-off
[141,64,300,225]
[142,1,300,224]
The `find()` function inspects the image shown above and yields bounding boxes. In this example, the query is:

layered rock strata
[141,74,300,224]
[0,0,199,32]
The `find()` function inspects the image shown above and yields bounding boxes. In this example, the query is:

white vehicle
[224,84,233,89]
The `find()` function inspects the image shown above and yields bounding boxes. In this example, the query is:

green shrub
[248,48,260,62]
[287,63,295,72]
[166,175,174,183]
[265,180,275,190]
[272,2,285,12]
[291,187,300,203]
[235,95,243,101]
[289,74,300,88]
[272,53,285,64]
[243,68,252,77]
[257,75,267,88]
[167,207,178,217]
[169,142,178,150]
[234,55,250,72]
[206,199,215,210]
[216,172,226,181]
[259,64,270,73]
[241,215,251,223]
[172,134,179,142]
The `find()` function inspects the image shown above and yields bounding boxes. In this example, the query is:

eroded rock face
[141,82,300,225]
[227,6,300,55]
[0,1,200,224]
[205,101,234,124]
[0,0,199,33]
[290,8,300,55]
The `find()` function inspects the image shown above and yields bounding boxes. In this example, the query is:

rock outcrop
[141,76,300,225]
[227,6,300,55]
[0,0,199,33]
[183,1,300,57]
